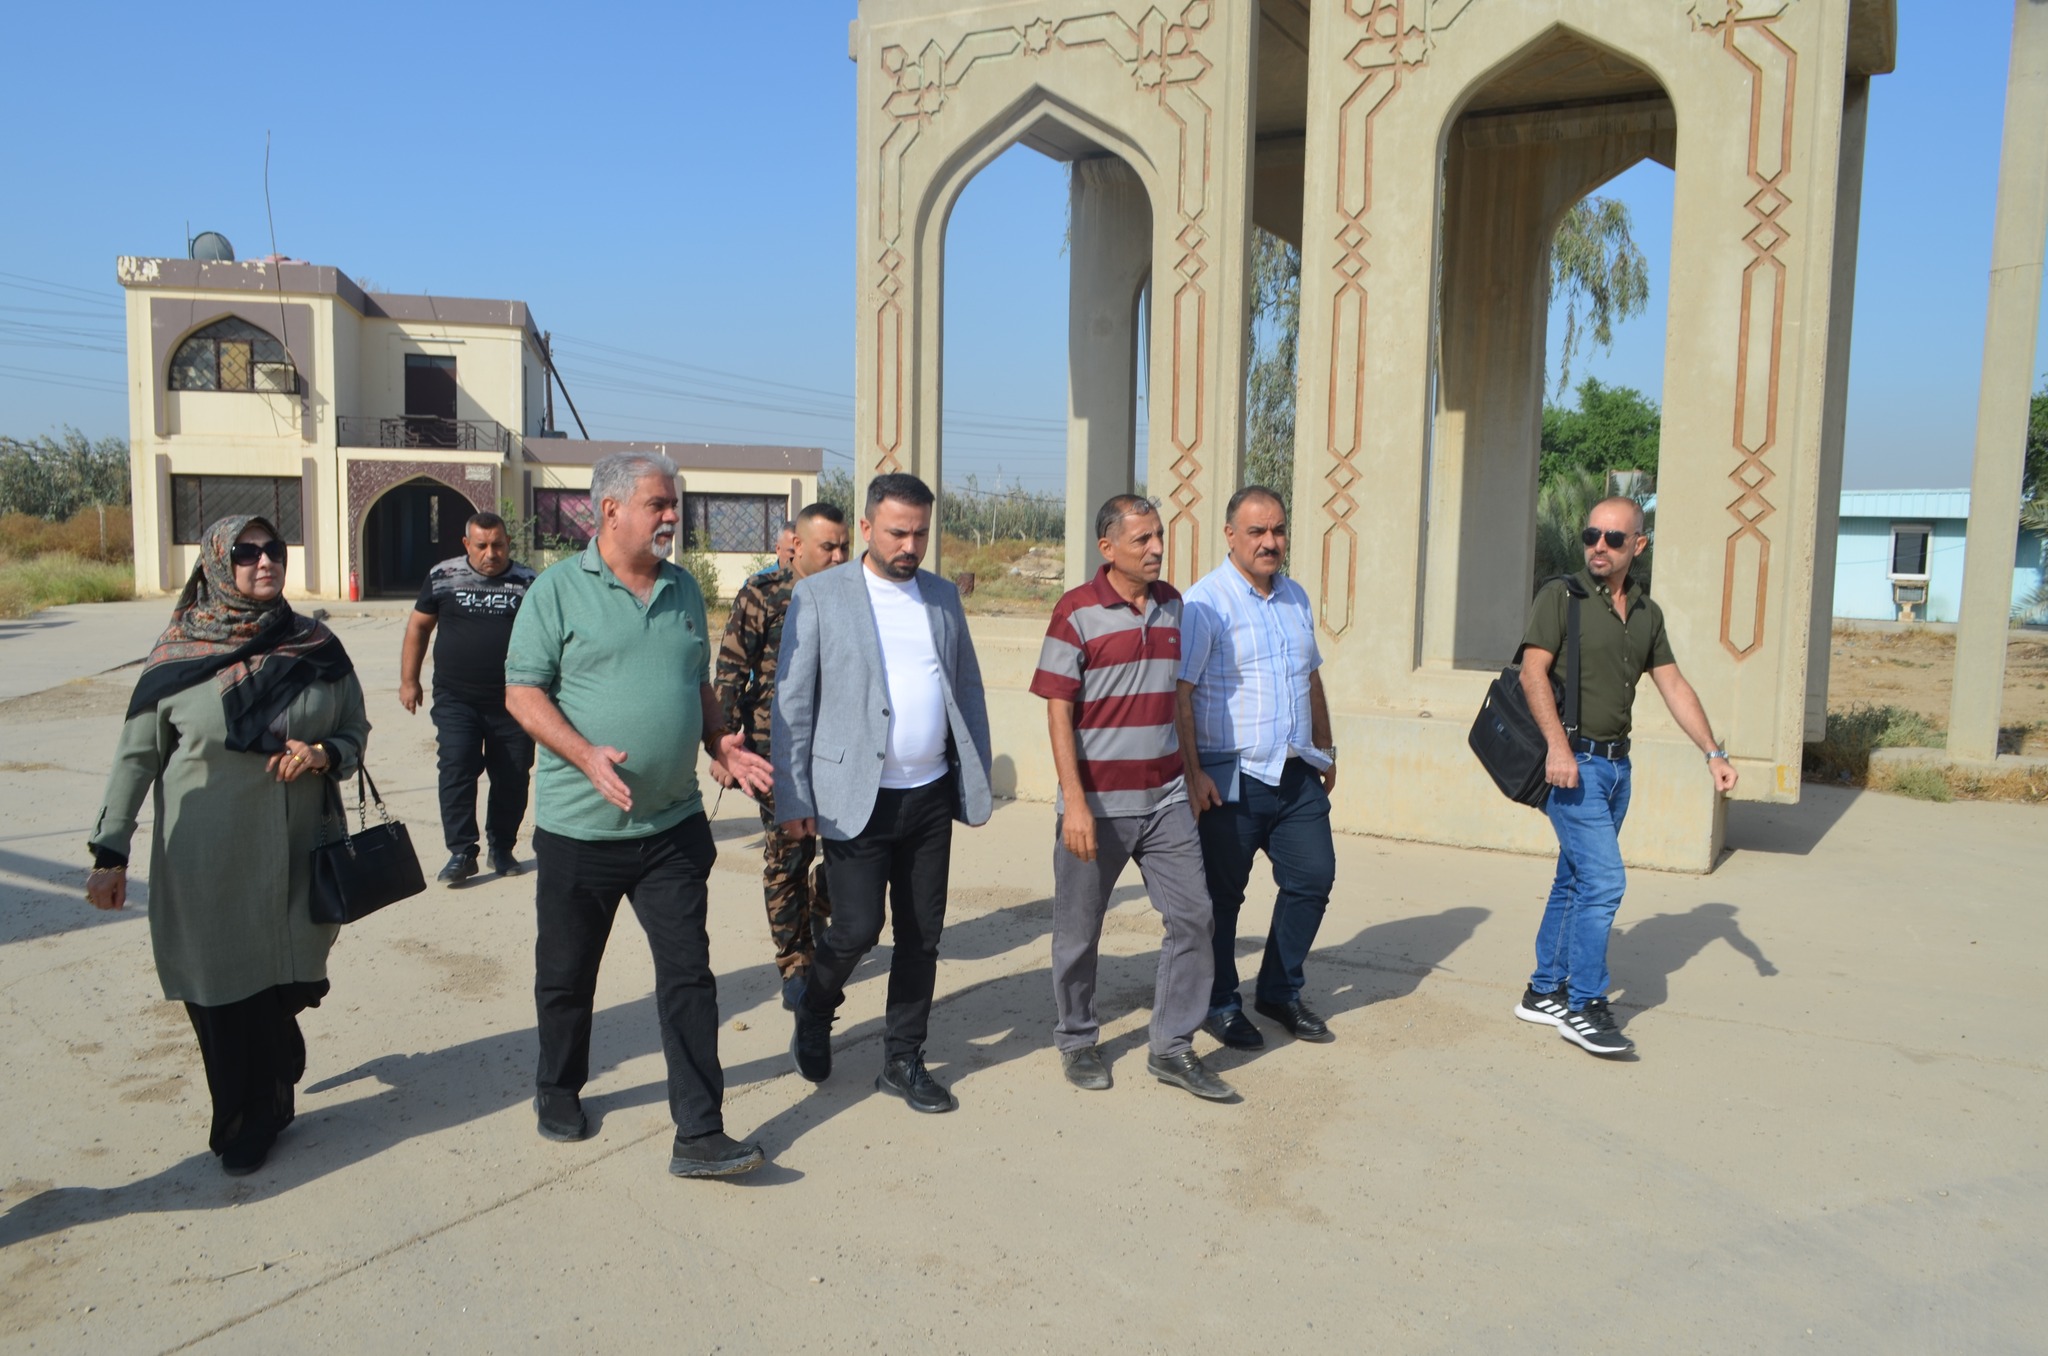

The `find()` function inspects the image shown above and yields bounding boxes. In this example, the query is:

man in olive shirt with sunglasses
[1513,496,1738,1057]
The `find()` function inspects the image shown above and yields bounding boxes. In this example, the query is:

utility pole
[1949,0,2048,761]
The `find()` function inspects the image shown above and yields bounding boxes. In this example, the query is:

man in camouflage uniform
[716,502,852,1010]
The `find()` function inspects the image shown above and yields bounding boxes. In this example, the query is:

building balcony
[337,416,511,456]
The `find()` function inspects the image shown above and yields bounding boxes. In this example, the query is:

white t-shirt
[862,565,950,789]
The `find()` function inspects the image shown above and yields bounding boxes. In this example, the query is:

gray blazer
[771,559,993,839]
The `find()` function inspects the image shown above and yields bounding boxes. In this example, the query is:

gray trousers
[1051,798,1215,1058]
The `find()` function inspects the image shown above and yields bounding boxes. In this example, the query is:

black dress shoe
[534,1091,588,1142]
[437,851,480,885]
[1146,1049,1236,1101]
[1201,1009,1265,1050]
[488,845,521,876]
[668,1130,765,1178]
[1060,1046,1111,1091]
[876,1052,956,1113]
[219,1119,277,1176]
[1253,998,1335,1043]
[790,1008,833,1083]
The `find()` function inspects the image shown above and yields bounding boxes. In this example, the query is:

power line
[0,362,126,395]
[0,271,123,310]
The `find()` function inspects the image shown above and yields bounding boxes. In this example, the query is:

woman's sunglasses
[1580,528,1633,550]
[229,541,288,566]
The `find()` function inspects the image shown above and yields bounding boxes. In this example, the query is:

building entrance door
[364,476,473,597]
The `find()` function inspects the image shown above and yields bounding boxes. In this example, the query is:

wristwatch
[1706,748,1728,761]
[1317,745,1338,759]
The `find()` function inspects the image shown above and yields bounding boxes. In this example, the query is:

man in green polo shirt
[1512,496,1739,1057]
[505,450,774,1176]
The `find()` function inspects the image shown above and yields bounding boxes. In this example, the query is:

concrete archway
[853,2,1259,582]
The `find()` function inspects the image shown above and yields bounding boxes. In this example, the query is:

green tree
[2026,374,2046,501]
[1550,195,1651,397]
[1242,230,1302,520]
[816,467,854,517]
[0,427,130,519]
[1540,377,1661,485]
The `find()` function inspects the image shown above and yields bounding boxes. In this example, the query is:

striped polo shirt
[1029,566,1187,818]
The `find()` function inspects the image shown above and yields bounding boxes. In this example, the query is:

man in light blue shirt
[1176,485,1338,1051]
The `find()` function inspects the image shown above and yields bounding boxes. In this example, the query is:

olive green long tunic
[90,674,371,1007]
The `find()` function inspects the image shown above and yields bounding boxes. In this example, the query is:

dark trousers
[431,689,536,855]
[533,816,724,1137]
[185,979,329,1156]
[1196,757,1337,1013]
[804,775,955,1061]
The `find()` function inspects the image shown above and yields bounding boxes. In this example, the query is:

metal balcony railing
[337,416,511,455]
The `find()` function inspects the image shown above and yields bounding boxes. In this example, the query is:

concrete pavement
[0,606,2040,1353]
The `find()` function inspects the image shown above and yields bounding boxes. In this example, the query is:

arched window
[168,317,299,394]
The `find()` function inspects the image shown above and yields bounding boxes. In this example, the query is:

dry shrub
[0,553,135,619]
[1803,704,1945,784]
[0,507,134,563]
[1874,764,1952,803]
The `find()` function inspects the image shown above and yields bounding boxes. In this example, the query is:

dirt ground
[1825,626,2048,753]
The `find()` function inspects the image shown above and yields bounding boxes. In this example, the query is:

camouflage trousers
[758,791,831,980]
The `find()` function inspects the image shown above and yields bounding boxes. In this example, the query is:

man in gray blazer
[772,472,993,1113]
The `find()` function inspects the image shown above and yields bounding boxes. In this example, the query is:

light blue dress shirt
[1178,559,1329,788]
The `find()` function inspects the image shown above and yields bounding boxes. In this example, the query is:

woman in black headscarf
[86,515,370,1175]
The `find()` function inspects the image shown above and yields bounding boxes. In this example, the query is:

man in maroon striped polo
[1030,495,1233,1102]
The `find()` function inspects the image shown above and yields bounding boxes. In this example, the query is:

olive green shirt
[505,541,711,841]
[1520,569,1675,743]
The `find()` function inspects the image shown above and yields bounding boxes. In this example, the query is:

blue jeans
[1533,753,1632,1010]
[1196,758,1336,1014]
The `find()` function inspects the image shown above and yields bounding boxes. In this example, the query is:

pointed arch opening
[1422,25,1678,668]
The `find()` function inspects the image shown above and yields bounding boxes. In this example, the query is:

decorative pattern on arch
[344,460,494,590]
[1311,0,1478,639]
[1688,0,1798,662]
[869,1,1218,578]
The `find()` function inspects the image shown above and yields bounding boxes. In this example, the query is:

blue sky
[0,0,2039,495]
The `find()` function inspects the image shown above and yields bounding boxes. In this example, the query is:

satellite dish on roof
[189,231,235,262]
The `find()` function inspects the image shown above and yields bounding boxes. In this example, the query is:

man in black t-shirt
[400,511,539,884]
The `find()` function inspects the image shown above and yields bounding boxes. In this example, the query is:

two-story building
[117,254,821,600]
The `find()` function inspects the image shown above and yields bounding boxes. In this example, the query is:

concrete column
[1950,0,2048,762]
[1063,157,1151,588]
[1805,77,1872,741]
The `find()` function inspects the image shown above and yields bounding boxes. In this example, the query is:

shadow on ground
[1610,902,1776,1012]
[1726,784,1859,857]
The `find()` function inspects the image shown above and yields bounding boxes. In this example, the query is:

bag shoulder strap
[1562,587,1582,736]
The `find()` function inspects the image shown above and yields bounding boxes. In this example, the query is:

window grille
[170,476,305,543]
[532,489,595,549]
[681,494,790,554]
[168,318,299,394]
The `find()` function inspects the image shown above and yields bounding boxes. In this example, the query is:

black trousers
[533,816,724,1137]
[185,979,328,1156]
[804,775,955,1061]
[431,689,536,855]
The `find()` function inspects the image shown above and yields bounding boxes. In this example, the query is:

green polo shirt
[1520,569,1675,743]
[505,541,710,840]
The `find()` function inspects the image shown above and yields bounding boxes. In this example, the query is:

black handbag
[1467,575,1586,808]
[310,765,426,924]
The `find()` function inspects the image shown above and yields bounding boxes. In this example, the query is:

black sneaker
[437,851,480,886]
[668,1130,765,1178]
[790,1008,833,1083]
[534,1091,588,1141]
[1514,986,1570,1028]
[1557,998,1634,1056]
[876,1051,956,1113]
[780,972,807,1013]
[488,844,521,876]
